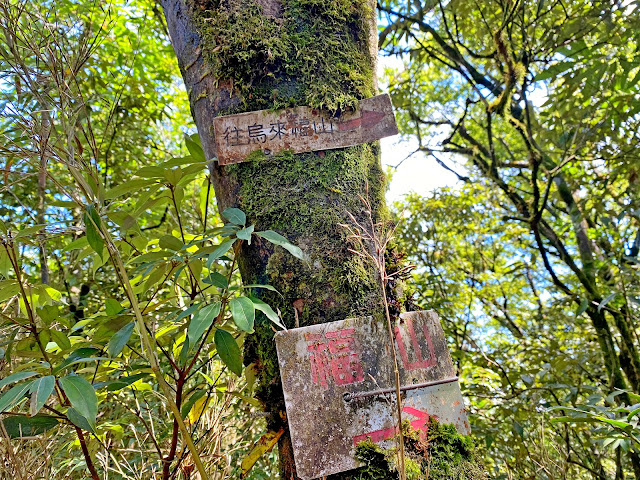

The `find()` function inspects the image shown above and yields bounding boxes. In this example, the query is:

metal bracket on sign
[343,377,459,402]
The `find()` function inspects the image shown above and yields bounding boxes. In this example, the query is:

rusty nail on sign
[213,93,398,165]
[274,310,470,480]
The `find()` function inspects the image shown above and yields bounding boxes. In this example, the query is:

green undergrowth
[331,420,487,480]
[190,0,375,112]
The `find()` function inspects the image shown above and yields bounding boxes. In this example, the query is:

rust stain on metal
[274,311,470,480]
[213,94,398,165]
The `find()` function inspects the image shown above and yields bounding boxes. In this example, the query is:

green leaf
[0,380,34,413]
[255,230,304,259]
[105,298,124,316]
[0,371,38,390]
[108,322,135,357]
[229,297,255,332]
[207,238,235,268]
[214,329,243,376]
[222,208,246,226]
[62,236,89,252]
[14,224,46,240]
[0,248,11,276]
[185,134,206,163]
[50,330,71,351]
[66,407,95,433]
[187,302,221,347]
[250,297,286,330]
[181,390,206,419]
[83,209,104,259]
[534,61,574,81]
[598,292,618,312]
[98,373,149,392]
[236,225,254,243]
[104,178,155,200]
[59,375,98,429]
[29,375,55,416]
[2,414,58,438]
[575,298,589,316]
[159,235,183,251]
[202,272,229,289]
[53,348,101,374]
[136,166,165,178]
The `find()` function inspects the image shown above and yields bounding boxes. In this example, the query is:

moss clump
[191,0,375,112]
[334,420,487,480]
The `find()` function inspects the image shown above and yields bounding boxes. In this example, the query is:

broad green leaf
[14,224,46,240]
[0,380,34,413]
[250,297,286,330]
[2,414,58,438]
[108,322,135,357]
[50,330,71,351]
[229,297,255,332]
[66,407,95,433]
[575,298,589,316]
[534,61,574,81]
[236,225,254,243]
[59,375,98,428]
[29,375,55,416]
[97,373,149,392]
[0,371,37,390]
[180,390,206,419]
[0,248,11,276]
[159,235,183,251]
[222,208,246,226]
[185,134,206,163]
[214,329,243,376]
[53,348,101,374]
[203,272,229,289]
[255,230,304,259]
[104,178,155,200]
[62,236,88,252]
[598,292,618,312]
[187,302,221,346]
[176,303,200,322]
[207,238,235,268]
[83,209,104,259]
[136,166,165,178]
[105,298,124,316]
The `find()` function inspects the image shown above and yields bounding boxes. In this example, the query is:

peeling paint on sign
[274,311,470,480]
[213,94,398,165]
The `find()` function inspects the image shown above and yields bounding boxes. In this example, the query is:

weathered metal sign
[274,311,469,480]
[213,94,398,165]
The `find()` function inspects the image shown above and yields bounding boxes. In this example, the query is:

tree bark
[160,0,384,477]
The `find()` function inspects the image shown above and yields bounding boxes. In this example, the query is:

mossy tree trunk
[160,0,386,477]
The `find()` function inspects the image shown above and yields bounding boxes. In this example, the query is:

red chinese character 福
[305,328,364,389]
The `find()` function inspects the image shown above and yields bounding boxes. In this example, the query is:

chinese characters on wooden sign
[213,94,398,165]
[274,311,470,480]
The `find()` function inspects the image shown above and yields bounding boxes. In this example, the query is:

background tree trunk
[160,0,385,476]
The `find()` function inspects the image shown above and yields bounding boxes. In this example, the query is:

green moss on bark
[193,0,375,112]
[231,144,387,411]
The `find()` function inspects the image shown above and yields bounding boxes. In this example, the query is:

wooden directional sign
[274,311,470,480]
[213,94,398,165]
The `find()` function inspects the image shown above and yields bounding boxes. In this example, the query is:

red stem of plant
[75,426,100,480]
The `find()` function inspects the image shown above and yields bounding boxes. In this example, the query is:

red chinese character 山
[306,328,364,389]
